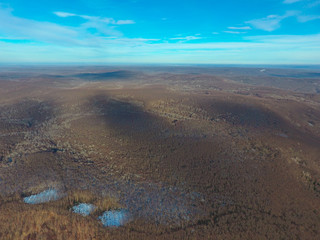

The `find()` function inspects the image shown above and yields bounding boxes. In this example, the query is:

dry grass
[59,190,122,214]
[0,190,122,240]
[1,70,320,239]
[24,182,61,196]
[0,202,106,240]
[93,197,122,214]
[63,190,96,207]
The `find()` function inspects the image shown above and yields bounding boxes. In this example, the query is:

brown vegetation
[0,66,319,239]
[0,190,123,240]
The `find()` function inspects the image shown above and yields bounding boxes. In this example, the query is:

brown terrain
[0,65,319,239]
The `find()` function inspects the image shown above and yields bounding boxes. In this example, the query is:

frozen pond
[72,203,96,216]
[24,189,59,204]
[99,210,129,227]
[277,133,288,138]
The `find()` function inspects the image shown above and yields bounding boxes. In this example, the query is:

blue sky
[0,0,319,64]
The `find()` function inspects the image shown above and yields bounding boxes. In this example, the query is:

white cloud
[2,34,320,64]
[53,11,135,25]
[308,0,320,7]
[297,15,320,22]
[116,20,135,25]
[246,11,298,31]
[228,26,251,30]
[0,6,320,64]
[283,0,303,4]
[0,7,80,45]
[245,8,320,30]
[224,31,246,34]
[246,15,283,31]
[283,0,320,7]
[170,36,202,41]
[53,11,76,17]
[0,5,141,48]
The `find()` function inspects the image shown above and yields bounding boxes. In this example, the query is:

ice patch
[72,203,96,216]
[277,133,288,138]
[99,209,129,227]
[24,189,59,204]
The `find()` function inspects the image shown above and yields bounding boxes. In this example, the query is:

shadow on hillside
[206,100,287,129]
[72,70,138,82]
[88,94,167,138]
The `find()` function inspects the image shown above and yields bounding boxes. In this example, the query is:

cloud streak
[283,0,303,4]
[224,31,247,34]
[1,33,320,64]
[169,36,202,41]
[297,15,320,22]
[0,6,139,48]
[0,6,319,64]
[53,11,135,25]
[283,0,320,7]
[0,7,80,45]
[308,0,320,7]
[53,12,76,17]
[228,26,251,30]
[246,11,298,31]
[246,10,320,31]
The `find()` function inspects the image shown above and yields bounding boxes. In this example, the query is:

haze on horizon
[0,0,320,64]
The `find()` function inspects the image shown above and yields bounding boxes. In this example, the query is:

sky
[0,0,319,64]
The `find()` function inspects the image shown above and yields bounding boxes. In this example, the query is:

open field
[0,65,320,239]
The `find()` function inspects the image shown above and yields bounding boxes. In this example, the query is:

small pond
[72,203,96,216]
[24,189,59,204]
[99,209,129,227]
